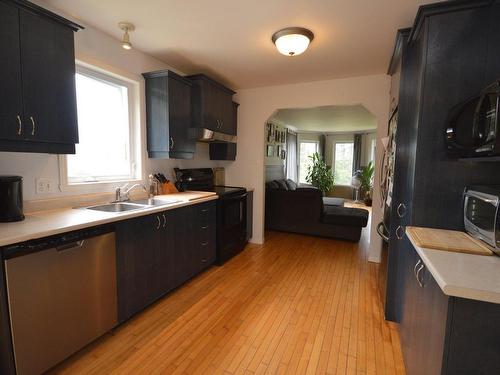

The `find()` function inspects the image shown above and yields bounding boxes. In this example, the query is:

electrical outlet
[35,178,54,194]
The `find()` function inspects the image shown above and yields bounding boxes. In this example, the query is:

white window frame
[58,63,144,193]
[298,140,319,185]
[333,141,355,186]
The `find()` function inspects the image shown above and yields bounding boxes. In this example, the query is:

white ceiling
[269,105,377,133]
[44,0,439,89]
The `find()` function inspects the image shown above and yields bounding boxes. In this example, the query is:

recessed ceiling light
[272,27,314,56]
[118,22,135,50]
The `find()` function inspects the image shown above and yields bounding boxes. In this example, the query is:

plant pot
[364,197,372,206]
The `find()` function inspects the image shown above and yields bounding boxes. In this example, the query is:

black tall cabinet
[387,0,500,324]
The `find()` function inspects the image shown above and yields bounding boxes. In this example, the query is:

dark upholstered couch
[265,180,369,242]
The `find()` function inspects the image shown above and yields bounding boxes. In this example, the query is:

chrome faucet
[114,183,147,202]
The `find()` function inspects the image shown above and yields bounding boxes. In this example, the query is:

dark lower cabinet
[116,202,216,322]
[400,242,500,375]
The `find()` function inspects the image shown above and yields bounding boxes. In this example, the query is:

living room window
[298,141,319,183]
[333,142,354,185]
[59,64,142,190]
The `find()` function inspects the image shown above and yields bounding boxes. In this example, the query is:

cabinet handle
[220,120,223,129]
[396,225,404,240]
[16,115,22,135]
[30,116,36,136]
[397,203,407,218]
[413,259,421,279]
[201,241,209,246]
[156,216,161,230]
[162,213,167,228]
[416,263,425,288]
[201,258,207,263]
[169,137,174,150]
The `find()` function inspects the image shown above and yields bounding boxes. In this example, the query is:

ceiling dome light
[119,22,135,50]
[272,27,314,56]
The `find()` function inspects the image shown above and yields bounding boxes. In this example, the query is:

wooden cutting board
[406,226,494,256]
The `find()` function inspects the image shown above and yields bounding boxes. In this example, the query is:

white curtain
[286,130,297,182]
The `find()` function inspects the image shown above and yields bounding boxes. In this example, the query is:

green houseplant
[359,161,374,206]
[306,153,335,195]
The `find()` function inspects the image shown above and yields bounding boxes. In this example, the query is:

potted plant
[306,153,335,195]
[359,161,374,206]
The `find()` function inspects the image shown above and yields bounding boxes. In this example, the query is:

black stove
[174,168,248,265]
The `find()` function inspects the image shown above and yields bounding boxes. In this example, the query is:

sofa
[265,179,369,241]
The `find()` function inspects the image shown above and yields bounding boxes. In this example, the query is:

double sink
[85,197,181,213]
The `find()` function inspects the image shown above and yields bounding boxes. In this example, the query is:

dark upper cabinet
[20,8,78,145]
[0,1,23,142]
[187,74,236,135]
[142,70,195,159]
[0,1,81,154]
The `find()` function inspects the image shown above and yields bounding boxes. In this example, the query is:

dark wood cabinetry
[116,201,216,322]
[143,70,195,159]
[0,0,81,154]
[386,2,500,373]
[400,243,500,375]
[386,0,500,323]
[188,74,236,135]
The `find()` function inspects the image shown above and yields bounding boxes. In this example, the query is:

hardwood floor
[50,229,405,375]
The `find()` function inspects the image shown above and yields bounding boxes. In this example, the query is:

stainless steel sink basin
[85,202,148,213]
[130,197,182,207]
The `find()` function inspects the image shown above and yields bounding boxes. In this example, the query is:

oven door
[464,190,499,248]
[217,193,248,264]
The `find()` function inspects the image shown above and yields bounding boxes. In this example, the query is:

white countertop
[0,192,217,248]
[407,230,500,304]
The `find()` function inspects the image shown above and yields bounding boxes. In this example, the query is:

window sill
[58,178,144,194]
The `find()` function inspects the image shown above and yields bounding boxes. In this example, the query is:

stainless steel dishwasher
[3,226,118,375]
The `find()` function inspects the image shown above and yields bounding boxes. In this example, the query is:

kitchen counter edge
[0,195,218,248]
[406,229,500,304]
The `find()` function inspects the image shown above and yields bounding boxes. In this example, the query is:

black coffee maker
[0,176,24,222]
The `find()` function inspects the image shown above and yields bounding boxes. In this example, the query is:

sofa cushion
[323,197,345,207]
[275,179,289,190]
[266,181,280,190]
[322,206,369,227]
[286,179,297,190]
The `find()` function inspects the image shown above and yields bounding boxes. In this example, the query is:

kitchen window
[333,142,354,185]
[298,141,319,184]
[60,64,142,189]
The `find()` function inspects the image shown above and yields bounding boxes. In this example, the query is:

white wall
[228,74,390,262]
[0,0,220,201]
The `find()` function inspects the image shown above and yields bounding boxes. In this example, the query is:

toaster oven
[464,186,500,255]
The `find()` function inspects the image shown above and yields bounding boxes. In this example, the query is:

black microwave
[446,81,500,157]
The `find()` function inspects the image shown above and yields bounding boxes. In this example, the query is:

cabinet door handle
[396,225,404,240]
[220,120,223,129]
[29,116,36,136]
[162,213,167,228]
[156,216,161,230]
[169,137,174,150]
[397,203,407,218]
[201,241,209,246]
[416,263,425,288]
[16,115,22,135]
[413,259,421,279]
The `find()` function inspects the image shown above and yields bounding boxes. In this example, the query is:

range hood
[190,128,237,143]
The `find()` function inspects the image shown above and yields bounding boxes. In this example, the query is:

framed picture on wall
[281,149,286,159]
[266,145,274,157]
[276,145,281,156]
